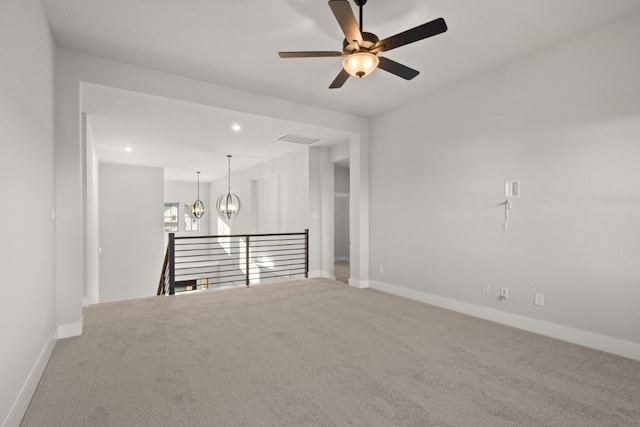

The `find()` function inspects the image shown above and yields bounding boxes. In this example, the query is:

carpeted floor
[21,279,640,426]
[334,261,349,284]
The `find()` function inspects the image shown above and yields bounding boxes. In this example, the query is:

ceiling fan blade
[329,68,350,89]
[377,56,419,80]
[377,18,447,52]
[279,51,344,58]
[328,0,363,45]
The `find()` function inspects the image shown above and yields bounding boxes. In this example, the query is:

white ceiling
[42,0,640,181]
[83,83,352,181]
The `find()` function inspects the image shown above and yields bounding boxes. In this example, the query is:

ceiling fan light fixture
[342,52,379,78]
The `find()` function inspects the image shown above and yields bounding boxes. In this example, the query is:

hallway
[335,261,349,284]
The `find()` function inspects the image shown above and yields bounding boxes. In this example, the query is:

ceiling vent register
[275,134,321,145]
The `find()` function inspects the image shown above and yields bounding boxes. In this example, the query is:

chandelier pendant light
[216,155,242,220]
[191,171,205,219]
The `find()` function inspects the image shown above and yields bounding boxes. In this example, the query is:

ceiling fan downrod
[354,0,366,33]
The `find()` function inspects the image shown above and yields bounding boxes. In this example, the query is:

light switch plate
[505,180,520,198]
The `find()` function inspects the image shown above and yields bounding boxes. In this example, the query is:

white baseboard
[57,316,84,339]
[370,280,640,362]
[308,270,335,280]
[3,329,57,427]
[321,271,336,280]
[308,270,321,278]
[348,278,370,289]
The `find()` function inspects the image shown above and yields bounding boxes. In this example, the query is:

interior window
[164,202,179,232]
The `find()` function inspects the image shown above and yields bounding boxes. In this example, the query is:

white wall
[254,173,281,233]
[307,147,335,278]
[349,134,370,289]
[370,12,640,359]
[0,0,57,425]
[85,120,100,305]
[99,164,164,302]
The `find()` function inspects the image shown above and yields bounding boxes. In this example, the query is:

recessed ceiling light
[125,147,133,152]
[231,123,241,132]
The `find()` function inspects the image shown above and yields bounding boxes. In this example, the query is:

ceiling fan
[278,0,448,89]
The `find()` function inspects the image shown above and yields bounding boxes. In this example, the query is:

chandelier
[191,171,205,219]
[216,155,241,220]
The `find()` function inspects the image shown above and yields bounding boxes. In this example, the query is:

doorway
[334,164,350,284]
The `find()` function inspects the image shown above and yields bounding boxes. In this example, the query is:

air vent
[274,134,321,145]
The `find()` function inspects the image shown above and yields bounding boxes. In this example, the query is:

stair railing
[158,230,308,295]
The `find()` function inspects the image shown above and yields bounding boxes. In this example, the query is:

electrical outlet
[500,287,509,301]
[534,293,544,306]
[481,283,490,295]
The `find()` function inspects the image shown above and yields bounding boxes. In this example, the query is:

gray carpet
[22,279,640,426]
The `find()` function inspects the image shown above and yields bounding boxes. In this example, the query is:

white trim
[349,278,370,289]
[321,271,335,280]
[309,270,334,280]
[3,330,57,427]
[57,316,84,339]
[308,270,322,278]
[370,280,640,361]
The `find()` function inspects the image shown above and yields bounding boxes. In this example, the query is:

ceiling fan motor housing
[343,32,379,53]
